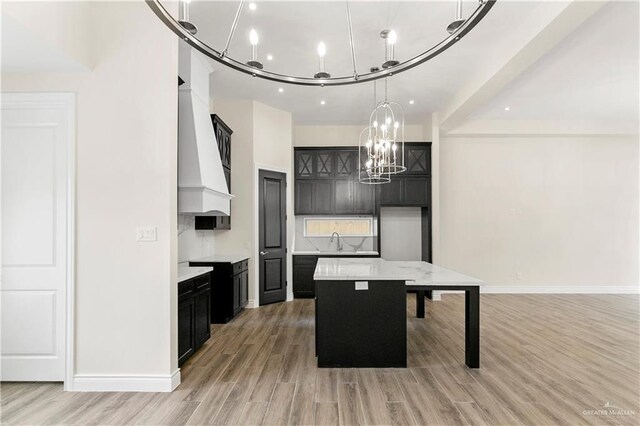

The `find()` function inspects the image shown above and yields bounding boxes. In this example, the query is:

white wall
[209,99,294,305]
[2,1,179,389]
[439,133,639,290]
[294,124,425,147]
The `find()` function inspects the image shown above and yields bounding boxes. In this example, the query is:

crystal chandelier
[359,78,405,185]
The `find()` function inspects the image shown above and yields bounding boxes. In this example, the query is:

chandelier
[359,78,405,185]
[146,0,496,87]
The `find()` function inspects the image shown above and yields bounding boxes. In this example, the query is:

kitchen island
[314,258,483,369]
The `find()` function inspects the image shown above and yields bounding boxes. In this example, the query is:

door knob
[260,251,269,256]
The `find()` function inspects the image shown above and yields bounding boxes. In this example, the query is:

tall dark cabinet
[195,114,232,230]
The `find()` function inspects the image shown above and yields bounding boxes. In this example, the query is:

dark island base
[315,280,407,368]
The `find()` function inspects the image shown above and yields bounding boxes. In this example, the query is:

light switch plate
[355,281,369,291]
[136,226,157,242]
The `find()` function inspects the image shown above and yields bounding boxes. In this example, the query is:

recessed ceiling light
[320,100,326,105]
[504,106,510,111]
[409,100,415,105]
[266,54,273,61]
[248,2,257,11]
[278,87,284,93]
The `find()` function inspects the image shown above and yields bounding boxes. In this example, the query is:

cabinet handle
[260,251,269,256]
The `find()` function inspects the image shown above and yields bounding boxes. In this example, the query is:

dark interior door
[259,169,287,305]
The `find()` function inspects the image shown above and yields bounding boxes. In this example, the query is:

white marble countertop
[313,258,484,286]
[178,265,213,282]
[293,250,379,256]
[189,254,249,264]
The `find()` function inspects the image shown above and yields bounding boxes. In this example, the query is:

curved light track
[146,0,496,87]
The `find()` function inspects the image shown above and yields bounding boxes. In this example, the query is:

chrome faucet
[330,232,343,252]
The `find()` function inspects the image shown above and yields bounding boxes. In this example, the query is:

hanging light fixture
[147,0,496,86]
[359,74,405,185]
[314,42,331,79]
[246,28,263,69]
[447,0,465,34]
[178,0,197,35]
[381,30,399,69]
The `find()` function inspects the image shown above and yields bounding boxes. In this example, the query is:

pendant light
[314,42,331,79]
[447,0,465,34]
[247,29,263,69]
[381,30,398,69]
[178,0,197,35]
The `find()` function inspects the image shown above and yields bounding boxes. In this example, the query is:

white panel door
[1,93,74,381]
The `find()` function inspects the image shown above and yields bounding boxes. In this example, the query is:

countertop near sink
[178,265,213,282]
[292,250,379,256]
[189,254,249,265]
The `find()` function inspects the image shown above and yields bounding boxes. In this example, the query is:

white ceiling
[471,1,640,123]
[189,0,556,125]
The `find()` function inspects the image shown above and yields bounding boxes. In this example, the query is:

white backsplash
[294,216,378,253]
[178,215,215,263]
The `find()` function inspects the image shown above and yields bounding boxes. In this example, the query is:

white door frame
[253,163,293,307]
[1,92,76,390]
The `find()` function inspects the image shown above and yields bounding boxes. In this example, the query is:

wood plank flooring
[1,294,639,425]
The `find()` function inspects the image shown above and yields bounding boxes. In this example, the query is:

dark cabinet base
[178,273,211,367]
[315,280,407,368]
[189,259,249,324]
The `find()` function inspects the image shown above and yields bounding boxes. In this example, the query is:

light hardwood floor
[1,294,639,425]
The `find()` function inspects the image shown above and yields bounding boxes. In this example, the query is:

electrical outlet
[516,272,523,280]
[136,226,157,242]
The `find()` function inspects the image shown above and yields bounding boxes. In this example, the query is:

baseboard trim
[73,369,181,392]
[247,298,257,308]
[434,285,639,296]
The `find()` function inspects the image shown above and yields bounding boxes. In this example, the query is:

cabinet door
[223,166,231,192]
[240,271,248,306]
[233,274,241,313]
[334,180,354,214]
[315,152,334,179]
[313,180,334,214]
[178,297,194,366]
[402,178,430,206]
[293,256,318,298]
[378,178,403,205]
[295,181,314,214]
[193,289,210,349]
[354,181,375,214]
[335,151,355,178]
[296,151,314,179]
[405,146,430,175]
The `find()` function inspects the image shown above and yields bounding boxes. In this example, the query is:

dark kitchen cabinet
[354,181,376,214]
[195,114,233,231]
[189,258,249,323]
[212,115,232,170]
[293,255,318,298]
[378,178,403,205]
[378,177,431,207]
[405,145,430,175]
[313,180,334,214]
[296,151,315,178]
[294,148,376,215]
[377,143,431,207]
[178,272,211,367]
[333,179,353,214]
[295,180,314,215]
[178,292,194,366]
[335,151,355,178]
